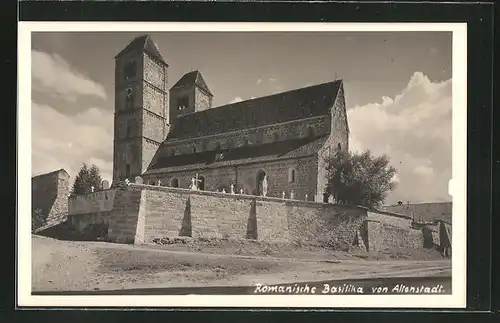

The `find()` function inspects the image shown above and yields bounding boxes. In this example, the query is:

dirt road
[31,235,451,293]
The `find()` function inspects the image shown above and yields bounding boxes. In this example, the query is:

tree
[71,163,103,195]
[324,149,397,209]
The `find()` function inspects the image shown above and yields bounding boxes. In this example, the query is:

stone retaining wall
[99,184,424,251]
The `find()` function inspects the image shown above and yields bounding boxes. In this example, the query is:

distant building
[383,202,452,224]
[112,35,349,202]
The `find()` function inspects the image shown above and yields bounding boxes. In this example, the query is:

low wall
[366,211,424,251]
[68,190,116,215]
[105,184,370,249]
[64,183,433,251]
[383,202,452,223]
[67,190,117,236]
[286,203,367,248]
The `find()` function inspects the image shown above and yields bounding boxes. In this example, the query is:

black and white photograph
[18,22,467,308]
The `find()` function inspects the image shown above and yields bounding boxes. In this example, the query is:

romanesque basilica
[113,35,349,202]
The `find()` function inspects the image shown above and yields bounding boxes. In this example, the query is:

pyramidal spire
[115,34,168,66]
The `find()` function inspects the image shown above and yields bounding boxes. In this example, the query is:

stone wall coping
[124,183,371,212]
[412,220,449,228]
[69,189,116,200]
[367,208,414,220]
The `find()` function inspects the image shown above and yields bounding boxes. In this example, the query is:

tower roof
[171,70,213,96]
[115,35,168,66]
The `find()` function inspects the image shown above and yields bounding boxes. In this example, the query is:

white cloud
[32,50,107,102]
[347,72,452,204]
[269,76,277,82]
[256,78,263,85]
[229,97,243,104]
[31,102,113,187]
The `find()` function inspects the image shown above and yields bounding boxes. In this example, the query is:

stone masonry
[68,183,428,252]
[31,169,70,232]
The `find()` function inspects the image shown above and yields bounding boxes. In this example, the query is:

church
[112,35,349,202]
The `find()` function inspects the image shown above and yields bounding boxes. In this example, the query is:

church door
[256,170,266,196]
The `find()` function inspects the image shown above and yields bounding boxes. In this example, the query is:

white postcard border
[17,22,467,308]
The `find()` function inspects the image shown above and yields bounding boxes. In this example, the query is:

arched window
[192,145,197,154]
[337,143,342,150]
[272,133,279,142]
[288,168,296,183]
[307,126,314,137]
[177,96,189,112]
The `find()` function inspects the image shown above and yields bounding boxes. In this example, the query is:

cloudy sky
[31,31,452,204]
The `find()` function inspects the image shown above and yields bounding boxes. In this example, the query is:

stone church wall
[235,157,318,200]
[143,156,318,201]
[161,116,331,158]
[317,83,349,200]
[31,169,70,232]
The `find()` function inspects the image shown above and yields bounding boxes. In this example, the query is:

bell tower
[112,35,169,184]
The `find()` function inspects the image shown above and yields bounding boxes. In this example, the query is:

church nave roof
[144,134,329,174]
[167,80,343,141]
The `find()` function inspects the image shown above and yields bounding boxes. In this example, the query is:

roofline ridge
[212,79,342,109]
[114,34,167,65]
[32,168,69,179]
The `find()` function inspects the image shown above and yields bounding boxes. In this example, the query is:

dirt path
[31,235,451,292]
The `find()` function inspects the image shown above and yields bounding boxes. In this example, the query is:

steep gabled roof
[32,168,69,180]
[115,35,168,65]
[171,70,213,96]
[146,134,329,173]
[168,80,342,141]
